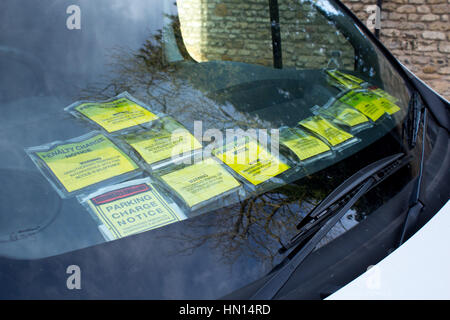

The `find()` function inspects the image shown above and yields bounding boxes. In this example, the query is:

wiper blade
[251,180,374,300]
[251,153,410,300]
[399,108,428,246]
[279,153,409,253]
[404,91,424,149]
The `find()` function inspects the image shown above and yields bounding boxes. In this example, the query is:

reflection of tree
[174,184,318,266]
[80,14,271,132]
[162,167,354,267]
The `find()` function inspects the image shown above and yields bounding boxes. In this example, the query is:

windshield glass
[0,0,416,298]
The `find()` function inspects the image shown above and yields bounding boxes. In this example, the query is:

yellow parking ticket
[326,70,363,90]
[160,159,241,209]
[83,179,186,240]
[280,128,331,161]
[72,94,159,133]
[339,91,386,121]
[299,116,355,147]
[125,129,202,166]
[372,96,401,115]
[213,138,290,186]
[34,133,138,194]
[334,106,370,127]
[334,70,366,85]
[369,87,399,103]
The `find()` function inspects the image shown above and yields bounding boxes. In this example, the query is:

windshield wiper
[399,108,428,246]
[250,153,411,300]
[279,153,410,254]
[404,91,424,149]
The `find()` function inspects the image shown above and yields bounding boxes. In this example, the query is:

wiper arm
[280,153,409,253]
[403,91,424,149]
[399,108,428,246]
[251,180,374,300]
[250,153,410,300]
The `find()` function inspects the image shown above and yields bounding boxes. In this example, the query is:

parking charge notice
[36,134,138,192]
[86,182,184,239]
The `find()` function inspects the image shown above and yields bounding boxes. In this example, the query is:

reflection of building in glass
[177,0,355,69]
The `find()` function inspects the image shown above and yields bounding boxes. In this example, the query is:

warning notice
[75,97,159,133]
[281,130,331,161]
[125,129,203,165]
[36,134,138,193]
[339,91,387,121]
[333,106,370,127]
[213,139,290,186]
[85,181,184,239]
[334,70,366,85]
[373,96,401,115]
[161,159,241,208]
[369,87,399,103]
[326,70,364,90]
[340,91,400,120]
[300,116,355,147]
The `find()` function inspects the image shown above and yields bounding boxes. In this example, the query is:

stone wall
[342,0,450,99]
[177,0,355,69]
[176,0,449,99]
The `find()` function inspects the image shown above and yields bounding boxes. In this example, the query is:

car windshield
[0,0,416,298]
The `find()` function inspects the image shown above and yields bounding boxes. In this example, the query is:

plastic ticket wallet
[338,90,387,122]
[373,95,401,116]
[65,92,162,134]
[369,86,399,103]
[339,90,401,121]
[26,132,140,198]
[334,70,366,86]
[159,158,242,211]
[326,69,367,90]
[299,115,359,151]
[279,127,332,164]
[312,100,372,133]
[212,137,291,187]
[122,117,203,170]
[79,178,187,241]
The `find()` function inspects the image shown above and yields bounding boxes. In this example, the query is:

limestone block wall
[176,0,449,99]
[177,0,355,69]
[342,0,449,99]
